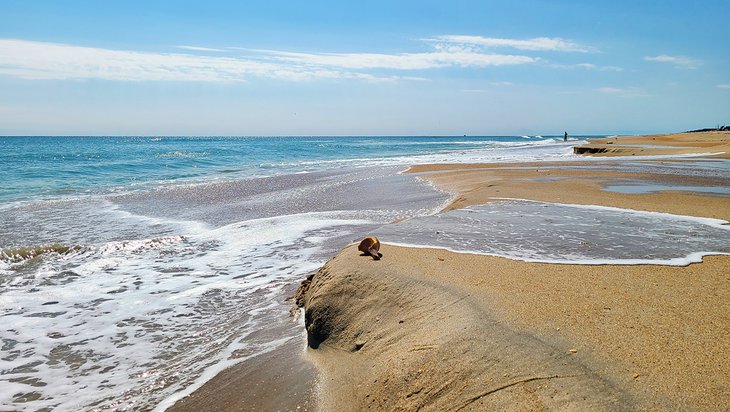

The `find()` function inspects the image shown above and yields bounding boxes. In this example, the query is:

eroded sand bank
[299,246,729,410]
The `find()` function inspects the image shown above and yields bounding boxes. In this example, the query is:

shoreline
[171,132,730,410]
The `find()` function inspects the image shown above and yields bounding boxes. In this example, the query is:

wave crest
[1,243,83,263]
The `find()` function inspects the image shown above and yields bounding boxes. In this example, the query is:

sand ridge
[299,245,637,411]
[299,246,730,410]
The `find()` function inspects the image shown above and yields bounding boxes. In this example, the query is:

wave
[1,243,83,263]
[156,151,209,159]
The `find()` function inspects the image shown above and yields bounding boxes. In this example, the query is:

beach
[295,131,730,410]
[2,133,728,410]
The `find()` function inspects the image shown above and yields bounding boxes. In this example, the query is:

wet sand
[298,132,730,410]
[168,335,317,412]
[168,284,318,412]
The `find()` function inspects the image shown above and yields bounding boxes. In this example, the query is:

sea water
[376,199,730,265]
[4,135,728,410]
[0,135,579,410]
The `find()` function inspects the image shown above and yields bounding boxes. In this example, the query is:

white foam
[0,209,377,410]
[375,199,730,266]
[490,197,730,229]
[262,139,584,170]
[382,241,730,266]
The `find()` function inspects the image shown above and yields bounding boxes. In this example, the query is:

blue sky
[0,0,728,135]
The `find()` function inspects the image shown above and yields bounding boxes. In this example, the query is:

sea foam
[0,166,450,410]
[375,199,730,266]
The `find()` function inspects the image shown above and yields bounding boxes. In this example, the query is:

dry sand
[297,132,730,410]
[573,131,730,158]
[300,246,729,411]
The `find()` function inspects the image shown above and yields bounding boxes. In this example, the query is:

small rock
[568,349,578,354]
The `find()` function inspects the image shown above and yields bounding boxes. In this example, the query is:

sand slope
[299,246,632,411]
[299,245,730,411]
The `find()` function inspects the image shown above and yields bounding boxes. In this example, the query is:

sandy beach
[168,131,730,410]
[296,131,730,410]
[573,131,730,158]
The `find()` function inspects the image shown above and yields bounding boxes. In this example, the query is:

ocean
[0,135,582,410]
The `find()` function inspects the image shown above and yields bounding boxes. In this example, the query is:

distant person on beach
[564,131,568,142]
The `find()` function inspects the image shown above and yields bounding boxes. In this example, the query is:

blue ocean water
[0,135,576,204]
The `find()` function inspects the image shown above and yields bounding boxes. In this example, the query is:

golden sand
[574,131,730,158]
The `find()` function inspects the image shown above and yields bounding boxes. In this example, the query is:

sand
[297,132,730,410]
[168,284,318,412]
[300,246,729,411]
[573,131,730,158]
[168,336,317,412]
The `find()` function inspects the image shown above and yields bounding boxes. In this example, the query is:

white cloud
[717,84,730,89]
[0,39,413,82]
[0,38,537,83]
[644,55,700,68]
[428,35,593,52]
[258,49,536,70]
[551,63,623,71]
[176,45,228,52]
[597,87,647,97]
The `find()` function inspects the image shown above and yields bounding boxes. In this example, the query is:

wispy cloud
[176,45,228,52]
[0,39,330,81]
[597,87,647,97]
[644,54,700,69]
[551,63,623,71]
[717,84,730,89]
[257,49,536,70]
[427,35,593,52]
[0,38,538,83]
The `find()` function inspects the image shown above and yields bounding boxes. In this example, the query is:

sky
[0,0,728,136]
